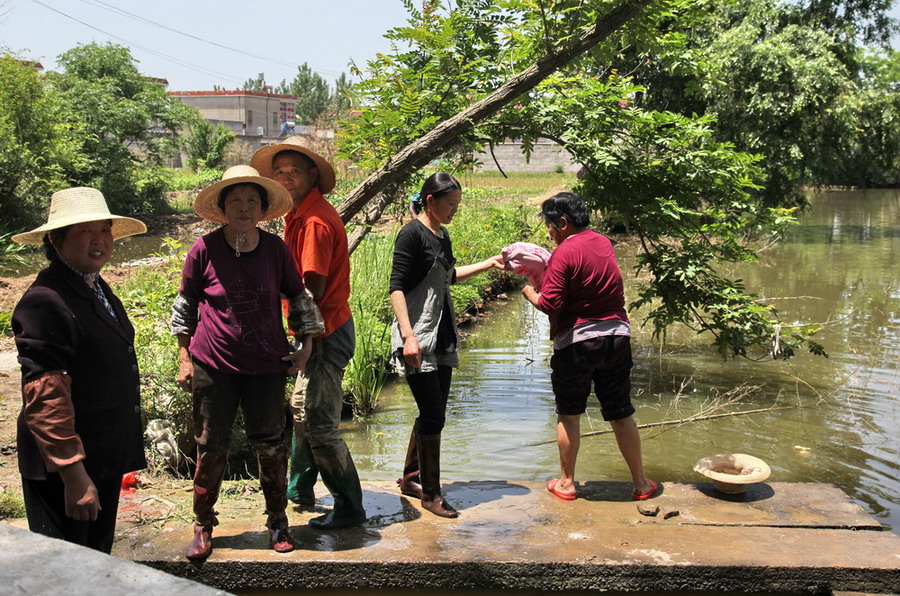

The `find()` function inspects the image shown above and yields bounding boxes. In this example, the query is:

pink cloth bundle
[502,242,552,290]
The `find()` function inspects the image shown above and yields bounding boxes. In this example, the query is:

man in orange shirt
[251,137,365,529]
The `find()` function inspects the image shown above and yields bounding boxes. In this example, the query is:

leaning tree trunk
[336,0,654,226]
[346,188,404,254]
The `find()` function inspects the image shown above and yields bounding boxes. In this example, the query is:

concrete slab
[0,522,230,595]
[96,480,899,594]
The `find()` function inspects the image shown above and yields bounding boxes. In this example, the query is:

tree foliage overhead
[620,0,900,201]
[332,0,863,359]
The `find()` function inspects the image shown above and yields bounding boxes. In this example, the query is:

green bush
[0,491,25,519]
[164,168,223,192]
[119,239,192,457]
[0,311,11,337]
[183,119,235,171]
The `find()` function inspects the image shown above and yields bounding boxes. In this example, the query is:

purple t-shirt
[537,229,628,340]
[179,227,304,375]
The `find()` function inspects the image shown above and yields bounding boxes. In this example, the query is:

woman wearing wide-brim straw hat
[170,165,325,560]
[11,187,147,553]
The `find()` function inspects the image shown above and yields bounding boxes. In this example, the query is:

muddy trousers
[289,336,365,526]
[190,361,291,529]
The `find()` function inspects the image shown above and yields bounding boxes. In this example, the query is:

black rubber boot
[308,443,366,530]
[417,433,459,519]
[287,428,318,508]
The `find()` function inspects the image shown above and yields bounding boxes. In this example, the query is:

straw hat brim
[12,215,147,245]
[250,139,336,195]
[193,175,293,224]
[693,453,771,485]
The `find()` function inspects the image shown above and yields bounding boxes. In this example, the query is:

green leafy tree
[182,117,236,171]
[275,63,332,124]
[616,0,900,201]
[327,72,355,120]
[241,76,265,92]
[335,0,825,359]
[50,43,194,213]
[0,54,85,231]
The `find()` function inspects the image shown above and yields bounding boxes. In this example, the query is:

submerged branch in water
[499,404,796,451]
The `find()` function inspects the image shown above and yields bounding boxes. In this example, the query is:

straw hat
[249,135,336,194]
[12,187,147,244]
[193,165,293,224]
[693,453,771,494]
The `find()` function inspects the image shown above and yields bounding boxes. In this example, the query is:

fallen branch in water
[502,404,796,451]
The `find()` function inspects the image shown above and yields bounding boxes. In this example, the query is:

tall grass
[341,196,544,417]
[460,171,576,196]
[118,238,187,426]
[346,233,395,416]
[163,168,223,192]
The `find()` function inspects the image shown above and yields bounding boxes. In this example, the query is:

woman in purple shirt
[171,166,324,559]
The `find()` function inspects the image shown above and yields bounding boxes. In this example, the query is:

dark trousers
[22,474,122,553]
[406,365,452,435]
[191,359,287,451]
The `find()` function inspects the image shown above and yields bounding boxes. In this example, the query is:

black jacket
[13,260,146,481]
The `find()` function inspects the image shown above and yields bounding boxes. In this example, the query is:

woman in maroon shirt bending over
[523,192,659,503]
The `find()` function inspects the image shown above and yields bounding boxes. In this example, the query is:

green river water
[342,189,899,534]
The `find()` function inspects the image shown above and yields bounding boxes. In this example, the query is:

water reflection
[344,189,899,535]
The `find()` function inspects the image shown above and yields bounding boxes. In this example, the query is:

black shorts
[550,335,634,420]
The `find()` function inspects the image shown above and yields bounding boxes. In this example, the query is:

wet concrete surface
[0,522,229,595]
[6,480,892,594]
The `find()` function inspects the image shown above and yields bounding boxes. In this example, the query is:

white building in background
[169,90,302,148]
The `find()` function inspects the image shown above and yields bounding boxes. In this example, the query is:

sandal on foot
[546,479,577,501]
[631,479,660,501]
[268,526,295,553]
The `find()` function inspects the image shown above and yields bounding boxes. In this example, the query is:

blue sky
[0,0,411,90]
[2,1,899,92]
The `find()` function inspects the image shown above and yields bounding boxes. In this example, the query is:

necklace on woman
[233,232,246,257]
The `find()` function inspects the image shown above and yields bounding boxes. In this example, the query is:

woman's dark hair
[412,172,461,215]
[42,226,72,262]
[539,192,590,228]
[218,182,270,213]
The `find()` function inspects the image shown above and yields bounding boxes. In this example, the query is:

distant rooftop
[169,90,297,99]
[16,60,44,71]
